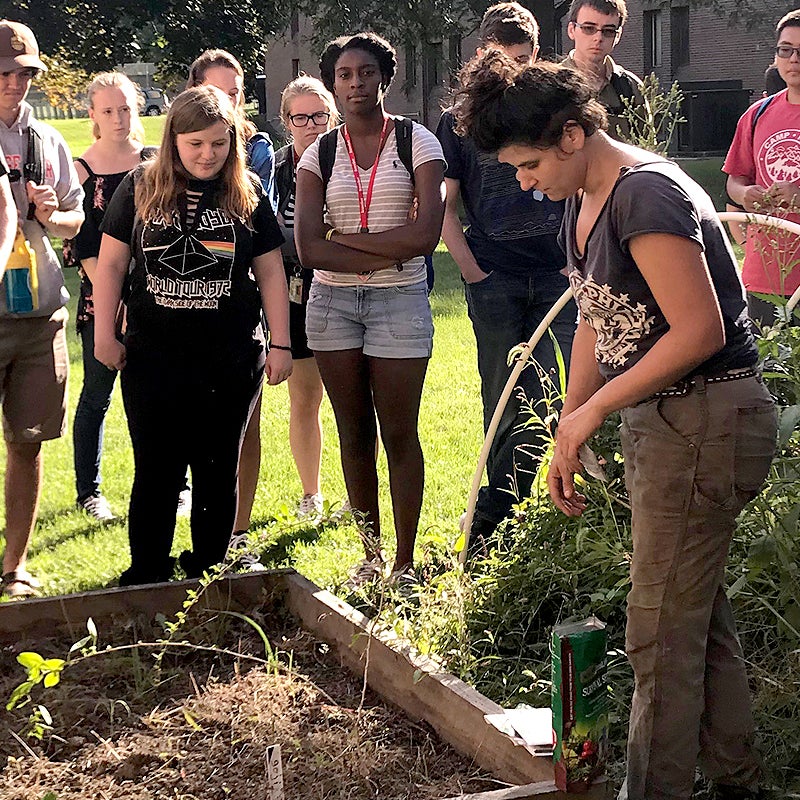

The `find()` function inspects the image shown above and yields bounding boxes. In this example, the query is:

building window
[290,9,299,38]
[670,6,689,68]
[423,42,440,90]
[448,35,462,73]
[405,44,417,88]
[292,59,300,79]
[643,9,662,71]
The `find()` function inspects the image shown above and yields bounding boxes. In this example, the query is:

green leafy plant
[619,73,685,155]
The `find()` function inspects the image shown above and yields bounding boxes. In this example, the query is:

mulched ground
[0,605,498,799]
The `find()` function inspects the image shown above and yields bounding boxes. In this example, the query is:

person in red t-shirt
[724,9,800,327]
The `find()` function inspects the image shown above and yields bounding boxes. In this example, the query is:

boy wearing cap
[0,20,83,598]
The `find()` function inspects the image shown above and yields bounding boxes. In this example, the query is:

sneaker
[78,493,116,522]
[177,488,192,518]
[388,566,418,599]
[297,492,324,519]
[346,556,386,589]
[227,530,265,572]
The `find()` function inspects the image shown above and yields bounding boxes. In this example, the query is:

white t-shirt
[298,120,445,287]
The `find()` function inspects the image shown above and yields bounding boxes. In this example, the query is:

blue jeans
[464,269,577,528]
[73,320,117,502]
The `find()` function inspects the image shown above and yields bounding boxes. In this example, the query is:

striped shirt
[298,121,445,288]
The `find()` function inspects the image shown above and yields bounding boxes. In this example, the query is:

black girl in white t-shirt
[295,32,445,587]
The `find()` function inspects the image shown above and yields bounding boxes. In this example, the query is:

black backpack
[608,71,636,116]
[317,116,415,192]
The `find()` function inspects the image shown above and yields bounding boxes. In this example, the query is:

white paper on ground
[484,705,555,757]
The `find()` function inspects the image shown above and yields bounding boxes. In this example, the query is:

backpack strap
[607,69,637,115]
[317,125,341,194]
[751,94,776,141]
[393,116,415,185]
[23,125,44,219]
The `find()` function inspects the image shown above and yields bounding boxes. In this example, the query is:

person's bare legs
[3,441,42,574]
[370,357,428,572]
[234,390,262,532]
[314,348,381,557]
[287,357,324,497]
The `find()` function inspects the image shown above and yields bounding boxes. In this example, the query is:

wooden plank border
[0,570,608,798]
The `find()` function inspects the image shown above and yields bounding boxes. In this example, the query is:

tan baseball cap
[0,20,47,73]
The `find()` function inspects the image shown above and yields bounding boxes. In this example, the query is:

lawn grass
[49,116,166,156]
[676,156,726,210]
[0,245,483,595]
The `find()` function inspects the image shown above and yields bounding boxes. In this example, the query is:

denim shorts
[306,280,433,359]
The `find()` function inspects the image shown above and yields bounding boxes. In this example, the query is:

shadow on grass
[250,515,323,568]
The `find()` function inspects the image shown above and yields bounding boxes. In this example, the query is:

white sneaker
[78,493,116,522]
[297,492,324,518]
[227,530,265,572]
[177,488,192,518]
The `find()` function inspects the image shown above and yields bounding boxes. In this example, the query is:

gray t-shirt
[561,160,757,380]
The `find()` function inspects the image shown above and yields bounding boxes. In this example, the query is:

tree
[37,51,90,115]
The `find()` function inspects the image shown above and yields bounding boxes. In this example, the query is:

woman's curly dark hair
[452,50,607,152]
[319,32,397,94]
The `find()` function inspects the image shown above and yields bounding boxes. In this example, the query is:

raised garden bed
[0,570,607,799]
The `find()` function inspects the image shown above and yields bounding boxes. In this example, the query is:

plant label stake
[265,743,284,800]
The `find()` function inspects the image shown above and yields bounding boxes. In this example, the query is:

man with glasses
[724,9,800,328]
[0,20,83,598]
[562,0,648,141]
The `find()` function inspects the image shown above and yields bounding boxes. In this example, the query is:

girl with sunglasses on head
[63,72,156,523]
[295,33,445,586]
[454,54,776,800]
[93,86,291,586]
[275,76,339,518]
[186,49,277,535]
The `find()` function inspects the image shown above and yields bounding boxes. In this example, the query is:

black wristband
[270,343,292,352]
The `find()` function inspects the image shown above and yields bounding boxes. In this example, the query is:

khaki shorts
[0,307,69,443]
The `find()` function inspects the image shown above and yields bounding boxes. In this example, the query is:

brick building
[262,1,785,153]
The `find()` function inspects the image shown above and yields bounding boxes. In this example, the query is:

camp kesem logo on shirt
[760,129,800,185]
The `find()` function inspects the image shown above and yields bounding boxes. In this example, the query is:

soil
[0,603,497,800]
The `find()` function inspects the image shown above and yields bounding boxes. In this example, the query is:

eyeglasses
[571,21,621,39]
[776,45,800,59]
[288,111,331,127]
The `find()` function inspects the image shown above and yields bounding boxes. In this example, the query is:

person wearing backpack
[272,76,339,520]
[63,72,157,524]
[295,32,445,588]
[437,3,576,555]
[724,9,800,328]
[561,0,649,142]
[0,20,84,598]
[185,49,278,534]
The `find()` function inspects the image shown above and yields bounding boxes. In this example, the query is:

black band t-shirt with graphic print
[560,161,758,381]
[101,171,283,359]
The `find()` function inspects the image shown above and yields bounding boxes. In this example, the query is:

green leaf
[41,659,65,671]
[777,405,800,449]
[747,535,777,569]
[17,652,44,670]
[6,680,34,710]
[43,671,60,688]
[69,636,91,653]
[216,610,274,660]
[182,708,202,731]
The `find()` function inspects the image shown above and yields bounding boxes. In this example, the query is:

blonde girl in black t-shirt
[94,86,291,586]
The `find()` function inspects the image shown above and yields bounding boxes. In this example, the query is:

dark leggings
[120,344,264,584]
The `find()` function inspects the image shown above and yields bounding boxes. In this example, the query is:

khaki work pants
[618,375,777,800]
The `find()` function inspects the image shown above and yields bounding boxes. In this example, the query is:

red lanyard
[342,115,390,233]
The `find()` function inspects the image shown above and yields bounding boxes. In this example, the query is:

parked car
[139,87,169,116]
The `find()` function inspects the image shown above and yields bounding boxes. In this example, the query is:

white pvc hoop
[460,211,800,564]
